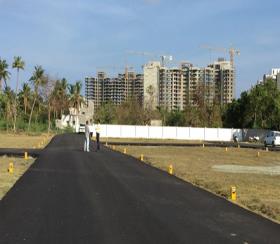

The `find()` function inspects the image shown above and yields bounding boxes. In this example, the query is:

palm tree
[28,65,45,131]
[12,56,25,94]
[68,81,85,125]
[21,83,31,115]
[59,78,68,117]
[2,87,15,130]
[68,81,84,112]
[0,59,10,92]
[12,56,25,132]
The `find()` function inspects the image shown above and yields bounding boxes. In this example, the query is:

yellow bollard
[140,154,144,161]
[123,148,127,154]
[231,186,237,201]
[257,151,260,157]
[24,152,28,160]
[202,144,205,148]
[225,147,228,152]
[112,145,116,150]
[8,162,14,174]
[168,165,173,175]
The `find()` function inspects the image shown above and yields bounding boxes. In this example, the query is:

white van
[264,131,280,147]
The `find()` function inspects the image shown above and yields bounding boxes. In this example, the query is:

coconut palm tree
[28,65,45,131]
[68,81,84,125]
[12,56,25,94]
[12,56,25,132]
[2,87,15,130]
[21,83,31,115]
[59,78,68,117]
[0,59,10,92]
[68,81,84,113]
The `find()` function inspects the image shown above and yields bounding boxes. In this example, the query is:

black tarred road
[0,134,279,244]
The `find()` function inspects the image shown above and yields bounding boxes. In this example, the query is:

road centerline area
[0,134,279,244]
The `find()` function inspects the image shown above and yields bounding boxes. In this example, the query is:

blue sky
[0,0,279,96]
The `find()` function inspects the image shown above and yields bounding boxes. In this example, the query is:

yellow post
[8,162,14,174]
[257,151,260,157]
[225,147,228,152]
[123,148,127,154]
[168,165,173,175]
[140,154,144,161]
[231,186,237,201]
[24,152,28,160]
[112,145,116,150]
[202,144,205,148]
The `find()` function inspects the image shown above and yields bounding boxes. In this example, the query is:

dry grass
[115,145,280,223]
[102,137,203,144]
[0,156,35,200]
[0,133,53,149]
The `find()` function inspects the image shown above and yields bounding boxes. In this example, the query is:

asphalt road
[0,134,279,244]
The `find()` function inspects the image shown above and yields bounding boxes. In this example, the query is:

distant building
[143,61,161,110]
[159,67,185,110]
[263,68,280,89]
[86,58,236,112]
[85,71,143,109]
[207,58,235,105]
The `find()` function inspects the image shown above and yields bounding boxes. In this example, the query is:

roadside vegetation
[0,57,83,134]
[115,145,280,223]
[95,79,280,130]
[0,156,34,200]
[1,56,280,131]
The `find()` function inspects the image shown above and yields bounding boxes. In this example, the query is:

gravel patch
[212,164,280,175]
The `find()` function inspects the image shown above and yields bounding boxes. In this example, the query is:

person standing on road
[84,121,90,152]
[89,119,94,139]
[95,121,101,150]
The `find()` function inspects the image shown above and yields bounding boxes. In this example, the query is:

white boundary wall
[92,125,242,142]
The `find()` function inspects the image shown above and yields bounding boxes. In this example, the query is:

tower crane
[200,45,240,67]
[126,50,173,67]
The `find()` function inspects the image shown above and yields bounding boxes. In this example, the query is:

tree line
[0,57,84,133]
[95,79,280,130]
[1,56,279,131]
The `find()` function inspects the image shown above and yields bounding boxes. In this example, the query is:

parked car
[264,131,280,147]
[79,124,85,133]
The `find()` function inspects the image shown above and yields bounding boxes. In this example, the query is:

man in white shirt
[84,121,90,152]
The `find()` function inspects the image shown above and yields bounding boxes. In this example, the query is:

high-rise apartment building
[85,71,143,109]
[86,58,235,112]
[143,62,161,110]
[159,67,185,110]
[207,59,235,104]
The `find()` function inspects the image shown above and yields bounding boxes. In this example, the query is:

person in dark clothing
[95,122,101,150]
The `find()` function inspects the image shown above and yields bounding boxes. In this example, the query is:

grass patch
[0,156,35,200]
[102,137,204,144]
[115,145,280,223]
[0,132,53,149]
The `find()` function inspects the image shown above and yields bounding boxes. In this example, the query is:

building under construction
[85,58,235,111]
[85,71,143,109]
